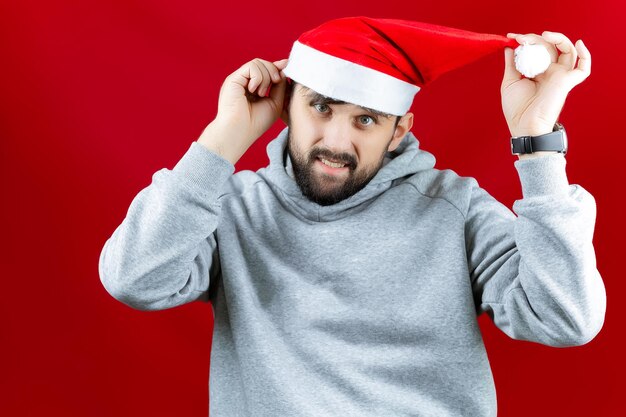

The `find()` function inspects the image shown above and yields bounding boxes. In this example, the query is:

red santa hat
[282,16,549,116]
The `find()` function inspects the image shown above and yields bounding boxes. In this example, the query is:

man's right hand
[197,58,289,165]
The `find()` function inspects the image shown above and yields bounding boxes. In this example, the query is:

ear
[280,100,290,125]
[387,112,414,152]
[279,79,293,125]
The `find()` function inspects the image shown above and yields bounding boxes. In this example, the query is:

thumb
[267,74,288,115]
[502,47,522,88]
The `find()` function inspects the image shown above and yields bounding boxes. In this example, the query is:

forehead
[295,84,392,117]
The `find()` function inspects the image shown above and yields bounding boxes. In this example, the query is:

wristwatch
[511,122,568,155]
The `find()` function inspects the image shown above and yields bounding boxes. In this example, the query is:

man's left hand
[501,31,591,138]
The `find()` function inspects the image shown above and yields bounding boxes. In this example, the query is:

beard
[287,129,390,206]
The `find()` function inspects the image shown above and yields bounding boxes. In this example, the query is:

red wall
[2,1,623,416]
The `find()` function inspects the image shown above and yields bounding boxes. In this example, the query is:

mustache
[309,148,357,169]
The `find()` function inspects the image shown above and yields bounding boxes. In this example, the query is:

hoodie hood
[258,126,436,222]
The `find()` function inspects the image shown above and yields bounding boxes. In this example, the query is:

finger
[273,60,289,82]
[229,61,261,93]
[273,58,289,70]
[252,59,273,97]
[264,61,283,84]
[245,61,265,93]
[502,46,522,88]
[256,59,286,98]
[568,39,591,86]
[257,59,285,92]
[267,76,288,114]
[267,63,290,98]
[511,33,559,64]
[541,31,578,70]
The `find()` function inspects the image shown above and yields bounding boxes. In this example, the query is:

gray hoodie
[99,126,606,417]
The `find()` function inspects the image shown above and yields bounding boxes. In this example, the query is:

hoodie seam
[217,176,265,204]
[404,181,466,219]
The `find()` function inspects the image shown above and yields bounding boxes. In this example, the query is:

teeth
[320,158,346,168]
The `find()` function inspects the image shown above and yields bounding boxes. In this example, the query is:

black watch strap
[511,132,565,154]
[511,122,567,155]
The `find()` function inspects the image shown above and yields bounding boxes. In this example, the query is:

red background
[2,1,624,416]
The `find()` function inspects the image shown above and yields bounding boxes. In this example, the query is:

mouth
[316,157,350,174]
[318,157,349,168]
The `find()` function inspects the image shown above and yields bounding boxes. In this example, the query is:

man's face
[285,83,410,206]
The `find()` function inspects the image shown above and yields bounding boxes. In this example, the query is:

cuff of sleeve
[513,153,569,198]
[172,141,235,195]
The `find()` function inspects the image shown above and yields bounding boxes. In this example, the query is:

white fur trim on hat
[282,41,419,116]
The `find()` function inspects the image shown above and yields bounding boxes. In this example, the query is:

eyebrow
[302,88,394,118]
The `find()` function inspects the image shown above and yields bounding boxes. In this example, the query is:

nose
[319,118,354,155]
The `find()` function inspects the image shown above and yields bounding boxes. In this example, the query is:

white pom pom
[514,42,551,78]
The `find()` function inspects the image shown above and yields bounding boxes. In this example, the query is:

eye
[358,115,376,126]
[313,103,330,113]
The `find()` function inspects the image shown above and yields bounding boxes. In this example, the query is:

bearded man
[99,16,605,417]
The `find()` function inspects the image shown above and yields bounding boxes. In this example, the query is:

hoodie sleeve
[98,141,235,311]
[466,153,606,347]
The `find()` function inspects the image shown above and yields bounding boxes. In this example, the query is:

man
[99,17,606,417]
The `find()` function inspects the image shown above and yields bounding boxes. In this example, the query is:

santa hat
[282,16,550,116]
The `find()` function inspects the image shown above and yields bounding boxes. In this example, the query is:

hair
[287,80,402,129]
